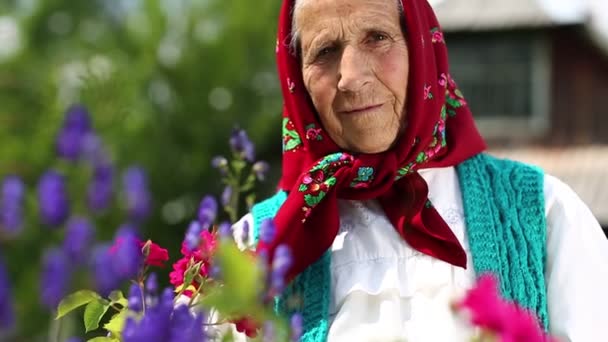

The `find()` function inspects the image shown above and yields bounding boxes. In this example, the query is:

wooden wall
[549,26,608,145]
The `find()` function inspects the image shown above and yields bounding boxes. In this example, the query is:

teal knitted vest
[251,154,549,341]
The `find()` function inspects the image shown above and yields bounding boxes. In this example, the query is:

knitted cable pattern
[456,153,549,330]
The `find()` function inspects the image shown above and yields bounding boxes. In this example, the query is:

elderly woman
[231,0,608,341]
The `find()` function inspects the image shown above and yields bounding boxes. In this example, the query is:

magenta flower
[456,274,554,342]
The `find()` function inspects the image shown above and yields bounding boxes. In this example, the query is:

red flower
[233,317,259,338]
[140,240,169,267]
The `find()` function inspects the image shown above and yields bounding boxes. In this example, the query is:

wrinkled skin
[295,0,409,154]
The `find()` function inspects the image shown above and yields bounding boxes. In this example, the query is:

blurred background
[0,0,607,340]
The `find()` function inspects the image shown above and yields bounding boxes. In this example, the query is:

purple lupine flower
[110,227,143,280]
[169,305,206,342]
[197,196,217,230]
[0,255,15,330]
[0,176,25,234]
[37,170,70,227]
[263,320,276,342]
[123,288,175,342]
[217,222,232,240]
[87,161,114,212]
[40,248,71,310]
[128,283,143,312]
[229,128,255,162]
[184,221,202,252]
[56,105,93,161]
[146,273,158,294]
[259,219,276,244]
[241,220,250,246]
[81,133,104,163]
[211,156,228,171]
[122,166,151,222]
[252,161,270,181]
[66,338,83,342]
[271,244,293,292]
[66,337,83,342]
[290,313,303,342]
[90,244,121,296]
[220,186,232,207]
[62,217,95,262]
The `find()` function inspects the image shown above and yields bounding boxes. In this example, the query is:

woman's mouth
[340,104,384,115]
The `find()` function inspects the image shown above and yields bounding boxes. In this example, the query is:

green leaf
[56,290,101,320]
[201,241,263,315]
[108,290,127,307]
[103,310,128,338]
[231,159,247,172]
[186,261,202,288]
[284,139,301,151]
[84,299,111,332]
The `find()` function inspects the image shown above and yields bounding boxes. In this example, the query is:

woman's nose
[337,46,372,93]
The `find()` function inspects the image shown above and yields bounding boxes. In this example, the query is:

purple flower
[56,105,93,161]
[110,227,143,280]
[66,338,83,342]
[263,321,276,342]
[221,186,232,207]
[87,161,114,212]
[217,222,232,240]
[146,273,158,294]
[259,219,276,244]
[1,176,25,234]
[62,217,95,262]
[123,167,151,221]
[290,313,303,342]
[0,255,15,330]
[128,283,143,312]
[229,128,255,162]
[90,244,121,296]
[197,196,217,230]
[40,248,71,310]
[37,170,70,227]
[241,220,250,245]
[184,221,202,252]
[271,244,293,292]
[252,161,270,181]
[211,156,228,169]
[169,305,206,342]
[122,288,175,342]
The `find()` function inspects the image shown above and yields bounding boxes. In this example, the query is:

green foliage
[56,290,101,320]
[83,299,110,332]
[200,240,264,316]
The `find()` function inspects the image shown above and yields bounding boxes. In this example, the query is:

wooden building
[432,0,608,231]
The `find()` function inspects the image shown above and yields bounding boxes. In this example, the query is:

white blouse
[232,166,608,342]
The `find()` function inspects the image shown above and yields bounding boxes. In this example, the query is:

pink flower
[306,128,321,140]
[302,175,313,185]
[456,274,555,342]
[431,30,444,43]
[170,230,217,296]
[439,73,448,87]
[424,85,433,100]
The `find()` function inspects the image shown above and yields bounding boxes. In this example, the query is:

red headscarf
[258,0,487,280]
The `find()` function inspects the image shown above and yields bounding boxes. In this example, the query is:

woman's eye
[317,46,334,58]
[372,33,388,42]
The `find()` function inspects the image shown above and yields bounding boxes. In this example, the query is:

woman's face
[296,0,409,154]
